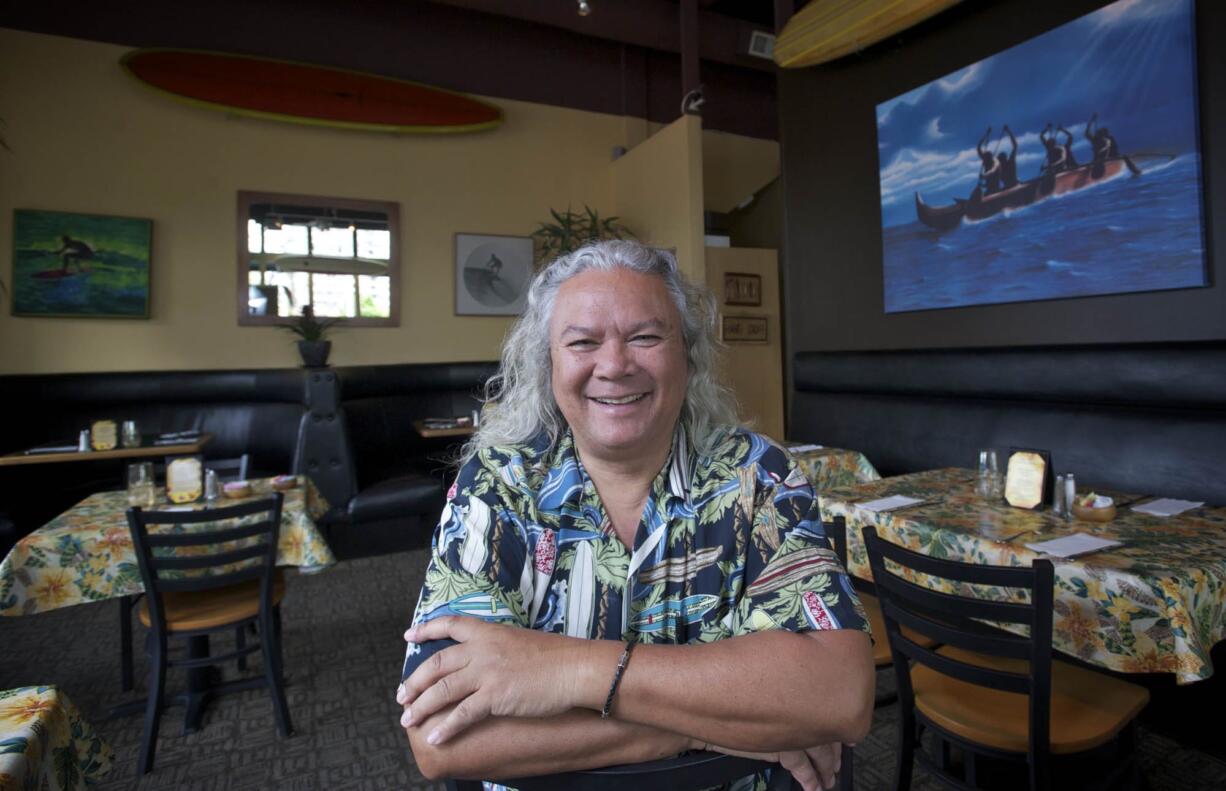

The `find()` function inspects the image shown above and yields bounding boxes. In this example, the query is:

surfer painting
[875,0,1206,313]
[51,235,95,274]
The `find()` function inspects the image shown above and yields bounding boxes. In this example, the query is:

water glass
[127,462,157,507]
[976,449,1002,499]
[121,420,141,448]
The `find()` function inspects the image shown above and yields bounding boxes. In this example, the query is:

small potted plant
[531,205,633,265]
[280,304,339,367]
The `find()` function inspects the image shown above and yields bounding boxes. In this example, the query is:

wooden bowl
[1071,502,1116,522]
[222,481,253,499]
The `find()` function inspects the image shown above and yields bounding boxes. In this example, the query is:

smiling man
[397,240,874,791]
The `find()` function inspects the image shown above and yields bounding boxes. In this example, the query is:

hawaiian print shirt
[403,426,869,790]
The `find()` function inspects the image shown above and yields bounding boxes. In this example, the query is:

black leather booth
[789,342,1226,504]
[324,361,497,559]
[0,361,497,559]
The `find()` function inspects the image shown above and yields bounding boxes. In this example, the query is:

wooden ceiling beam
[422,0,776,72]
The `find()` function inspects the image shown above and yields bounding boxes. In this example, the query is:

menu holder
[91,420,118,451]
[1004,448,1051,510]
[166,456,204,504]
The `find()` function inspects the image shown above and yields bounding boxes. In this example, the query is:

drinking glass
[121,420,141,448]
[976,449,1001,499]
[127,462,157,507]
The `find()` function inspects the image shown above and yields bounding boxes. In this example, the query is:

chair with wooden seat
[119,453,253,691]
[862,525,1149,791]
[447,745,855,790]
[126,494,292,774]
[828,516,935,706]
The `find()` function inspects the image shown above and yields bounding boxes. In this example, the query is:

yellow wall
[611,115,706,282]
[0,29,628,374]
[704,246,784,440]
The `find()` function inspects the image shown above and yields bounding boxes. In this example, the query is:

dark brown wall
[0,0,778,140]
[778,0,1225,353]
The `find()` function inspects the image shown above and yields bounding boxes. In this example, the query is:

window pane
[357,229,391,260]
[312,273,357,318]
[248,220,264,254]
[263,224,309,255]
[358,275,391,318]
[311,227,355,258]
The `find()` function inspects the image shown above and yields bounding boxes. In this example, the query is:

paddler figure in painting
[398,240,873,791]
[974,126,1004,197]
[51,234,95,274]
[1085,112,1122,177]
[997,124,1019,190]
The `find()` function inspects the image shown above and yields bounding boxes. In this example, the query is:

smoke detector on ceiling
[747,30,775,60]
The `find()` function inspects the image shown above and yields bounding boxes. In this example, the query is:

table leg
[119,595,134,692]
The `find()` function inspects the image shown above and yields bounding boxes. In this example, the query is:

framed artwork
[723,272,762,306]
[876,0,1207,313]
[721,315,768,344]
[11,209,152,318]
[454,233,533,316]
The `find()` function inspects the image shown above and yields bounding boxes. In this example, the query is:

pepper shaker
[1064,473,1077,517]
[77,429,91,452]
[1053,474,1066,517]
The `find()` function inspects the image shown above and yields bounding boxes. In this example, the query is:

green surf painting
[12,209,152,318]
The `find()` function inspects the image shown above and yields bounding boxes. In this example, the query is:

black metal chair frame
[118,453,253,693]
[862,524,1141,791]
[126,493,292,774]
[445,736,856,790]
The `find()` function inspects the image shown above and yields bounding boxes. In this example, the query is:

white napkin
[1025,533,1122,558]
[857,495,925,513]
[1131,498,1203,517]
[786,443,824,453]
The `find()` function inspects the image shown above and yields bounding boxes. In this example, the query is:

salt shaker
[1053,474,1066,517]
[77,429,91,452]
[1064,473,1077,516]
[471,408,481,428]
[205,468,220,501]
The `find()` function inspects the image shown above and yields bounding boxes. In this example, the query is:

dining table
[0,685,113,791]
[0,433,213,468]
[784,444,881,491]
[820,468,1226,685]
[0,476,336,733]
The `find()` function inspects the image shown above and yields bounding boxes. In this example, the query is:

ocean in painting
[882,154,1206,313]
[12,210,151,318]
[876,0,1206,313]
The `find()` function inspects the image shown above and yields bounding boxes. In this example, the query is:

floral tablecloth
[820,468,1226,684]
[0,686,112,791]
[785,445,881,492]
[0,477,336,617]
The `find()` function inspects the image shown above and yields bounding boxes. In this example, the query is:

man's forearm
[572,629,874,752]
[408,706,693,781]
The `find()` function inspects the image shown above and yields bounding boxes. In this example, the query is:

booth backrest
[334,361,499,489]
[789,342,1226,504]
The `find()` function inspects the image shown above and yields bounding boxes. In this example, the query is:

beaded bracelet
[600,639,637,719]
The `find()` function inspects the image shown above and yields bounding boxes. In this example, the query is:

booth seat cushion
[346,473,446,525]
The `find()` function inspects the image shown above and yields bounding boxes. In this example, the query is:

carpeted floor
[2,549,1224,790]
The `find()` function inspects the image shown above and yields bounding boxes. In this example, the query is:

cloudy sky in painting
[876,0,1199,227]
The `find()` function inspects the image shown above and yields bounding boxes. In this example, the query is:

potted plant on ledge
[281,304,339,367]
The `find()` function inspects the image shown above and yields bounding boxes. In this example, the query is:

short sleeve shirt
[403,426,869,789]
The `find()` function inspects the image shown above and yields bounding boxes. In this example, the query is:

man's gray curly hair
[461,239,739,464]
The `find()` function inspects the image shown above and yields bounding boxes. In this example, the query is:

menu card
[856,495,926,513]
[1131,498,1203,517]
[1024,533,1122,558]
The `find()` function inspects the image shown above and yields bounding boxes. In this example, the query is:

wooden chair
[862,525,1149,791]
[119,453,253,691]
[827,516,935,706]
[447,746,855,790]
[126,494,292,774]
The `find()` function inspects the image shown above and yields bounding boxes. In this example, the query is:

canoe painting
[11,209,152,318]
[875,0,1207,313]
[629,594,720,633]
[120,49,503,135]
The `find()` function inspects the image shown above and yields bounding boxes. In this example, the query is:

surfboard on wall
[120,49,504,134]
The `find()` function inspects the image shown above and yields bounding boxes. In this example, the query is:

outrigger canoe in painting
[914,155,1148,232]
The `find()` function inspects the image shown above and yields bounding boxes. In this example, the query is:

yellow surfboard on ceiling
[774,0,964,68]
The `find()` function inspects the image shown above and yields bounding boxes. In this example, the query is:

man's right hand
[698,741,844,791]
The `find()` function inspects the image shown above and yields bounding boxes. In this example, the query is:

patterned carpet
[2,549,1224,790]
